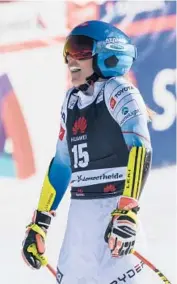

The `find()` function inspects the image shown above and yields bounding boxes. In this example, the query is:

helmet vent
[104,55,119,68]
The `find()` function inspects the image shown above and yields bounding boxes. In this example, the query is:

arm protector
[123,146,152,200]
[37,166,56,212]
[37,157,71,212]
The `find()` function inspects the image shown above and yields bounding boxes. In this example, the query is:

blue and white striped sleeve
[104,77,151,149]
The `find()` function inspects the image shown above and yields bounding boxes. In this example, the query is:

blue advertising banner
[99,0,176,167]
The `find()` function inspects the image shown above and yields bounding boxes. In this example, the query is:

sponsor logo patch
[61,111,66,123]
[72,172,123,184]
[110,97,117,109]
[117,100,141,126]
[106,37,127,44]
[105,38,128,51]
[76,188,85,197]
[122,106,129,115]
[71,167,126,187]
[109,261,144,284]
[56,268,63,284]
[106,43,126,51]
[59,125,65,140]
[72,117,87,135]
[104,184,116,193]
[114,85,134,98]
[68,94,78,109]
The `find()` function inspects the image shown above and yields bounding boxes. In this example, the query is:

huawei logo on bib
[104,184,116,193]
[72,117,87,135]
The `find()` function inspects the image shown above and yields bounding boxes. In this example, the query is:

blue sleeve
[104,77,152,149]
[48,93,72,210]
[49,152,71,210]
[104,78,152,200]
[121,112,151,148]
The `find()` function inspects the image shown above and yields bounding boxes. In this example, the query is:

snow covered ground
[0,165,176,284]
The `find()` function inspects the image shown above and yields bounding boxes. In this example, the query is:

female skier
[22,20,152,284]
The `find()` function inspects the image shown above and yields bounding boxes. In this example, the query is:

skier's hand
[104,196,139,257]
[22,210,55,269]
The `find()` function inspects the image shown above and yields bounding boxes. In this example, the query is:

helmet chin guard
[77,72,100,92]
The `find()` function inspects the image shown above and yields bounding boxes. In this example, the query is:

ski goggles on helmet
[63,35,96,62]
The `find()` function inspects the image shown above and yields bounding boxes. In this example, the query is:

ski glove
[105,196,139,257]
[22,210,55,269]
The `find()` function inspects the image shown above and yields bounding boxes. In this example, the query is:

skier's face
[67,55,94,87]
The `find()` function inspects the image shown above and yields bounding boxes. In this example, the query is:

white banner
[71,167,126,187]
